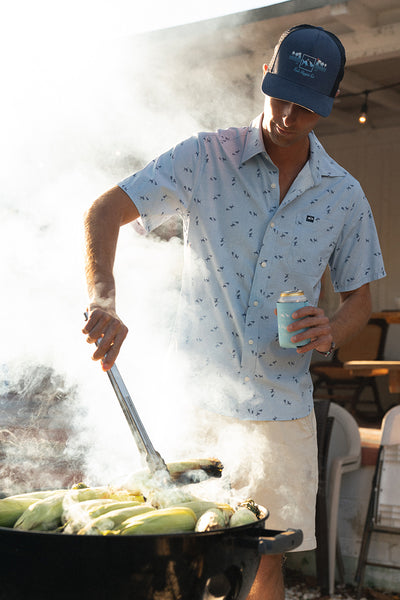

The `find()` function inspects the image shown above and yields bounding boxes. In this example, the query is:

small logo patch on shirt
[306,215,315,223]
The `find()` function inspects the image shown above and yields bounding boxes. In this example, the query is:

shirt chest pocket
[290,213,337,277]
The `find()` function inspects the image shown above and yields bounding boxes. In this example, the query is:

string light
[338,82,400,125]
[358,91,369,125]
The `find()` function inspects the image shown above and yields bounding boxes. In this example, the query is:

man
[82,25,385,599]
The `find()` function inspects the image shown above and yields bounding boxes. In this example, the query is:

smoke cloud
[1,2,265,503]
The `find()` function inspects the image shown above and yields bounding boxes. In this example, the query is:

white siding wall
[319,126,400,314]
[319,125,400,366]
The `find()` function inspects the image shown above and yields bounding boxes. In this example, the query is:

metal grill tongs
[84,313,223,483]
[105,363,225,484]
[106,362,171,479]
[84,312,170,479]
[105,363,224,484]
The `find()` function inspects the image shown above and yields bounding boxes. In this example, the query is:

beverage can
[276,290,310,349]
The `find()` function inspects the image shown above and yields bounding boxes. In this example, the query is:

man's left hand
[287,306,333,354]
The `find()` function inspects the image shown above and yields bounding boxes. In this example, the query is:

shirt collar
[241,114,268,164]
[308,131,347,181]
[241,114,347,181]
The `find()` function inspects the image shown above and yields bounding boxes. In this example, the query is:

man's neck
[262,131,311,203]
[263,133,311,173]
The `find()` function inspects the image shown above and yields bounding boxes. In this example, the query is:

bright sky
[2,1,289,45]
[124,0,289,34]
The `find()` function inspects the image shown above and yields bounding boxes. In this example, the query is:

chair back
[327,402,361,469]
[375,407,400,529]
[335,318,388,364]
[380,405,400,446]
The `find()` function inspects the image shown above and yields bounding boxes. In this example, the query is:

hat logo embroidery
[289,51,327,79]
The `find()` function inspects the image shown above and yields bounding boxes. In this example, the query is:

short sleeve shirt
[119,114,386,421]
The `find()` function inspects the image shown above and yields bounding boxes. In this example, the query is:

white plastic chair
[326,402,362,595]
[355,405,400,599]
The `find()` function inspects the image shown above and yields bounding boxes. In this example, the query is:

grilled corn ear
[229,507,258,528]
[9,489,68,501]
[61,498,116,524]
[167,458,224,482]
[195,508,227,532]
[0,496,41,527]
[13,486,138,532]
[78,504,155,535]
[119,506,196,536]
[14,492,66,531]
[236,498,262,519]
[178,500,233,521]
[87,500,143,520]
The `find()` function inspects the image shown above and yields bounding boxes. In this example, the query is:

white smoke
[0,1,267,501]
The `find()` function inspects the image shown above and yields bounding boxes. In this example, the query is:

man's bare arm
[82,185,140,370]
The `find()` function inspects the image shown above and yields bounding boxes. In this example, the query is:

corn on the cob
[61,498,116,524]
[236,498,262,519]
[119,506,196,536]
[78,504,155,535]
[14,492,66,531]
[195,508,227,532]
[166,458,224,481]
[229,507,258,528]
[9,489,68,501]
[13,486,132,532]
[176,499,234,522]
[86,500,143,520]
[67,486,130,503]
[0,496,42,528]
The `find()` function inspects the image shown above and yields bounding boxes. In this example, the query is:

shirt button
[253,300,259,306]
[244,376,250,382]
[271,183,277,189]
[248,339,254,345]
[261,261,267,267]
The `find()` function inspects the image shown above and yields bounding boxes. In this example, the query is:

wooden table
[343,312,400,392]
[372,311,400,324]
[345,360,400,393]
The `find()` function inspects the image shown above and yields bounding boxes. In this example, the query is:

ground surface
[284,569,399,600]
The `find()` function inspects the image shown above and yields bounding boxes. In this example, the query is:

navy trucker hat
[262,24,346,117]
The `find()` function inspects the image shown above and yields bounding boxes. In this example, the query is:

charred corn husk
[195,508,227,532]
[236,498,262,519]
[119,506,196,536]
[0,496,42,528]
[78,504,155,535]
[166,458,224,481]
[229,507,258,528]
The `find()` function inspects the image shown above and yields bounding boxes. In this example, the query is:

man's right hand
[83,186,139,371]
[82,307,128,371]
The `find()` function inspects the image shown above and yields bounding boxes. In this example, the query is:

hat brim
[262,72,334,118]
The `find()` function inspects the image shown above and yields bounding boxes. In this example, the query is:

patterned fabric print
[119,114,386,421]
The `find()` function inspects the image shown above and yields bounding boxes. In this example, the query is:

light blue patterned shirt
[119,114,385,421]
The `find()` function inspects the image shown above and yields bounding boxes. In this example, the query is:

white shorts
[203,411,318,552]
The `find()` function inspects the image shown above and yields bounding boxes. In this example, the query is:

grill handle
[237,528,303,555]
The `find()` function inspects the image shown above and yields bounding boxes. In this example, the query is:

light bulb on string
[358,91,369,125]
